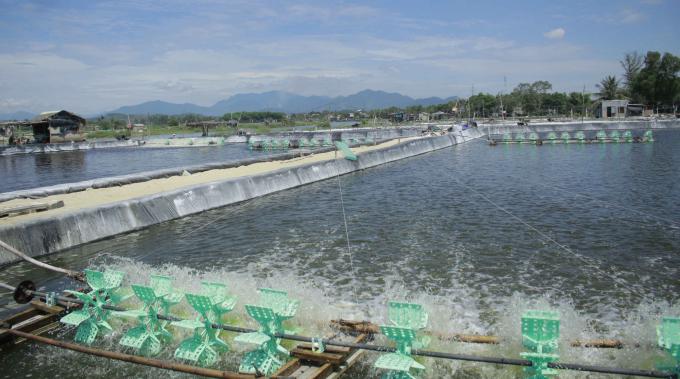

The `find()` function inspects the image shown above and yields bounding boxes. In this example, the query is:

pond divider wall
[0,128,483,265]
[0,149,338,203]
[0,125,428,203]
[0,140,141,156]
[245,125,425,143]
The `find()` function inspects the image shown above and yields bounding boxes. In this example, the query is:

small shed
[31,110,86,143]
[388,112,405,123]
[431,111,448,120]
[186,120,229,136]
[595,100,628,119]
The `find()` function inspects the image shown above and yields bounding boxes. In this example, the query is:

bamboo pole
[330,319,629,349]
[0,239,84,282]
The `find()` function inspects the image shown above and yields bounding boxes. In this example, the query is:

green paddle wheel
[560,132,570,143]
[520,310,560,378]
[114,275,183,356]
[235,288,299,375]
[60,269,126,344]
[575,131,586,143]
[657,317,680,377]
[528,132,540,143]
[546,132,558,144]
[374,302,429,378]
[623,130,633,142]
[609,130,621,142]
[172,281,237,366]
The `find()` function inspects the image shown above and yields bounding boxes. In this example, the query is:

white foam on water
[22,257,653,377]
[1,253,677,378]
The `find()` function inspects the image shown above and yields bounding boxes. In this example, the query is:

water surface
[1,131,679,377]
[0,144,279,192]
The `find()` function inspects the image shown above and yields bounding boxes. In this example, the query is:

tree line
[367,81,594,119]
[90,111,291,130]
[368,50,679,119]
[597,51,680,110]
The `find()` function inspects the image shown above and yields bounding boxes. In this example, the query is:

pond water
[0,130,678,378]
[0,144,280,193]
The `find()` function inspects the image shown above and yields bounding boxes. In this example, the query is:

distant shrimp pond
[1,130,679,378]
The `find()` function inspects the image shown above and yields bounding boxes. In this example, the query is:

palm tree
[596,75,621,100]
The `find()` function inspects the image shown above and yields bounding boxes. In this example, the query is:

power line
[451,177,645,299]
[335,160,359,304]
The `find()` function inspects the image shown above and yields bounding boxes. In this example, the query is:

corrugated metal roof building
[31,110,86,143]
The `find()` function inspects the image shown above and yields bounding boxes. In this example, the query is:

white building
[595,100,628,119]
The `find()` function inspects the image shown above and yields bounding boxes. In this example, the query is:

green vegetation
[316,120,331,129]
[220,111,288,123]
[597,50,680,109]
[596,76,622,100]
[628,51,680,108]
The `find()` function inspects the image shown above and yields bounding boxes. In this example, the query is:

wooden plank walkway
[0,200,64,219]
[0,300,65,344]
[273,334,368,379]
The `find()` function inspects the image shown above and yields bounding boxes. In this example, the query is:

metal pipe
[1,328,256,379]
[548,362,675,378]
[7,284,678,379]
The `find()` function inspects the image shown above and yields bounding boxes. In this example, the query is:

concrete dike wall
[246,125,425,142]
[0,148,336,203]
[175,125,427,144]
[480,119,680,136]
[0,127,483,265]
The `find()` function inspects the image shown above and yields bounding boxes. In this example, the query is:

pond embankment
[0,126,483,264]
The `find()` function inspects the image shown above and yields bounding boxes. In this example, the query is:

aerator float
[492,130,654,145]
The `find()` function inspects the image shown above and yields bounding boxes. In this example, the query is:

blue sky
[0,0,678,113]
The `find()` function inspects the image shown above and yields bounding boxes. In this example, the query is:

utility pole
[469,85,474,121]
[501,75,508,121]
[581,85,585,124]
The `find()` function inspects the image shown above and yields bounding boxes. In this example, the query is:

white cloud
[0,33,617,113]
[152,80,194,92]
[544,28,566,39]
[0,98,33,111]
[2,1,657,113]
[619,8,645,23]
[286,4,379,20]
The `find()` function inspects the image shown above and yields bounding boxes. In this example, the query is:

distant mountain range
[0,90,458,120]
[0,111,35,121]
[109,90,457,116]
